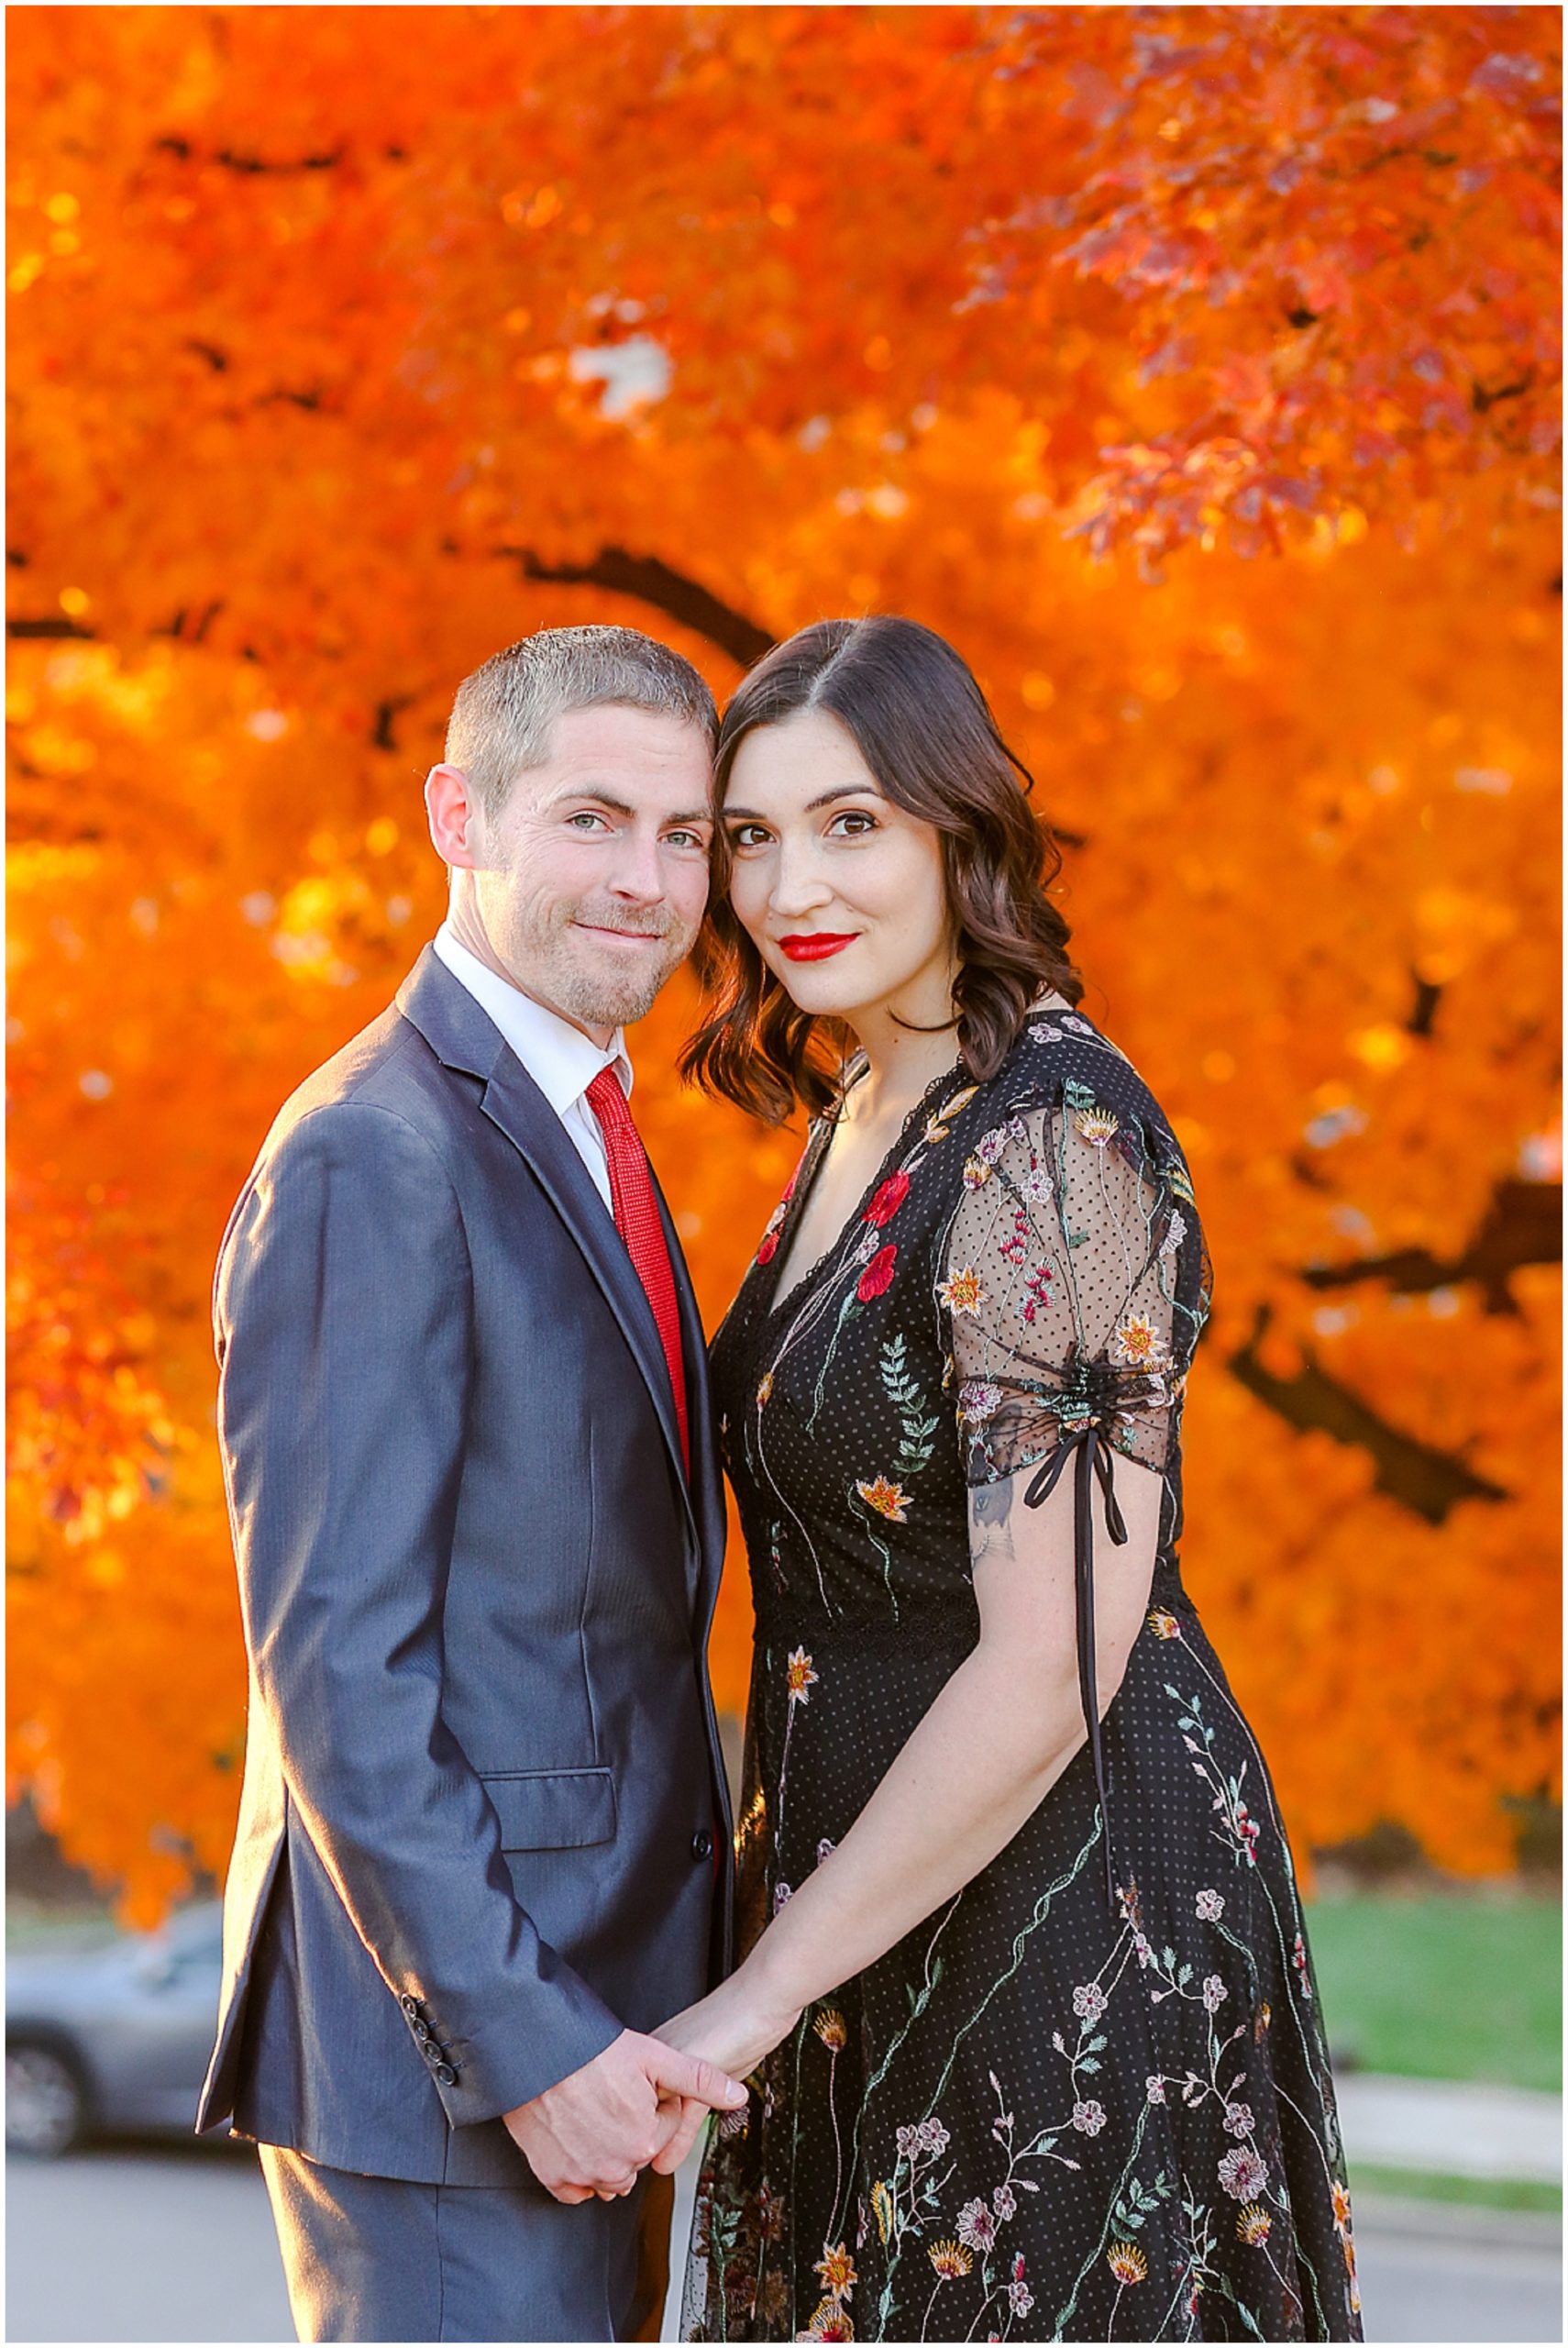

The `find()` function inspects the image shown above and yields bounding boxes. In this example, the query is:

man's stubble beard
[533,902,698,1033]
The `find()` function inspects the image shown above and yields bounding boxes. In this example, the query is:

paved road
[6,2142,1562,2343]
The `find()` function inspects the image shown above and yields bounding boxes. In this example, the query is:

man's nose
[605,831,668,904]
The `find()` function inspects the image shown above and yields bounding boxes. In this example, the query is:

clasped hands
[504,1975,801,2204]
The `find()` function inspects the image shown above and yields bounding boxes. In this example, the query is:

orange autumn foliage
[6,6,1561,1919]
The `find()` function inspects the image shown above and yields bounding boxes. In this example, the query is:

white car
[6,1901,234,2156]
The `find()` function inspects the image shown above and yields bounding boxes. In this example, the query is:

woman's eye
[828,810,878,837]
[727,824,772,850]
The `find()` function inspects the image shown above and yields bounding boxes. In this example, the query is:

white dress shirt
[432,923,632,1215]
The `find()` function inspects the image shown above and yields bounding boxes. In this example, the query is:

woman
[665,617,1360,2343]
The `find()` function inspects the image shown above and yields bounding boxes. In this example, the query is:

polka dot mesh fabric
[681,1008,1361,2344]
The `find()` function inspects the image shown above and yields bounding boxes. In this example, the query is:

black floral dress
[682,1007,1361,2345]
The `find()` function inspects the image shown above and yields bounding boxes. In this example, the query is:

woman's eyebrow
[723,785,881,821]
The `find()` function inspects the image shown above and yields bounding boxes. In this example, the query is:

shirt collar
[432,923,633,1113]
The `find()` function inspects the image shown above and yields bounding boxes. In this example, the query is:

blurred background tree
[7,5,1560,1920]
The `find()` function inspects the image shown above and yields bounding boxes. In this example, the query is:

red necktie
[585,1069,690,1475]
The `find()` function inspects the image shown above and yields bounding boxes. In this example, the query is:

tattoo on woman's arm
[970,1478,1015,1561]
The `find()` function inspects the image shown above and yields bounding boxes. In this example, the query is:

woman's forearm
[741,1640,1092,2027]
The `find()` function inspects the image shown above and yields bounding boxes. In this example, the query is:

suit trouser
[259,2145,675,2343]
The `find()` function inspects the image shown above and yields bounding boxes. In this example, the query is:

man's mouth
[778,933,858,962]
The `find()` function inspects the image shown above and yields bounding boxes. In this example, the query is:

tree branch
[1227,1308,1509,1524]
[1301,1180,1561,1315]
[500,546,776,669]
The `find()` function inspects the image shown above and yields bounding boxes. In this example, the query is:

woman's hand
[648,1971,803,2173]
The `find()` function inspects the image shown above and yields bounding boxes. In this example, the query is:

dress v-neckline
[756,993,1079,1328]
[758,1052,968,1327]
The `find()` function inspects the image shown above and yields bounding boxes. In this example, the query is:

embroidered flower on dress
[1237,2203,1273,2246]
[856,1244,899,1302]
[959,1379,1004,1423]
[814,2009,848,2051]
[1107,2243,1148,2286]
[1071,2099,1107,2135]
[1202,1974,1229,2013]
[1113,1312,1166,1368]
[1075,1104,1120,1147]
[1147,1610,1181,1640]
[1331,2180,1353,2232]
[1253,2000,1272,2040]
[813,2243,856,2301]
[1072,1982,1108,2023]
[864,1170,910,1228]
[928,2241,973,2280]
[957,2198,997,2251]
[1062,1014,1094,1034]
[772,1882,793,1914]
[856,1476,911,1522]
[1020,1162,1055,1205]
[1223,2101,1253,2138]
[1293,1931,1314,1998]
[1145,2076,1166,2104]
[917,2117,951,2154]
[786,1648,819,1704]
[1196,1888,1225,1921]
[1159,1208,1187,1258]
[1009,2281,1034,2316]
[756,1372,775,1407]
[895,2125,920,2160]
[870,2180,894,2244]
[801,2297,855,2340]
[1219,2145,1268,2200]
[756,1227,782,1266]
[938,1266,988,1315]
[962,1155,993,1191]
[992,2183,1017,2221]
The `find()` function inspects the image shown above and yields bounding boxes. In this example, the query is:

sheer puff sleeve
[940,1079,1195,1491]
[937,1078,1202,1911]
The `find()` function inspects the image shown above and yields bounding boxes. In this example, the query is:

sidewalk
[1336,2070,1562,2186]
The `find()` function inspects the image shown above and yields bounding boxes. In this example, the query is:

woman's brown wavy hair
[682,615,1083,1124]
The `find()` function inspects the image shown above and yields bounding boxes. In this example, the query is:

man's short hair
[444,626,719,817]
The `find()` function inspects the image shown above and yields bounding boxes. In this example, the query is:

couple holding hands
[201,617,1359,2343]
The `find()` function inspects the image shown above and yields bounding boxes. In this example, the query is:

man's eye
[567,812,611,832]
[665,829,709,851]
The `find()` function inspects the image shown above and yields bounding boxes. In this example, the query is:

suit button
[401,1995,420,2015]
[435,2063,458,2086]
[690,1830,713,1862]
[412,2019,432,2042]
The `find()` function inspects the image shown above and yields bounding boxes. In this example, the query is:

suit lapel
[397,949,696,1535]
[650,1166,726,1610]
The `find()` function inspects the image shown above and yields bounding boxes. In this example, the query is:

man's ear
[425,764,480,869]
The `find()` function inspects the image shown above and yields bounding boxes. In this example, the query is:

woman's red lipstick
[778,933,857,962]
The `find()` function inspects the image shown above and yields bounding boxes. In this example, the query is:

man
[198,626,744,2342]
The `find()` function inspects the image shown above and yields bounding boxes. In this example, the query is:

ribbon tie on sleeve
[1023,1421,1129,1911]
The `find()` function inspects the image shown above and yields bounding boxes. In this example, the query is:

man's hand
[503,2029,746,2204]
[649,1973,803,2176]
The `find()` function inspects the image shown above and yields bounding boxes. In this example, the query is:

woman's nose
[767,843,834,918]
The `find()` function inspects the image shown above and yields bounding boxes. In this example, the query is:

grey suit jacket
[197,947,734,2187]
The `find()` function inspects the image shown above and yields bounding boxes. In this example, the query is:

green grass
[1346,2162,1562,2217]
[1305,1892,1562,2094]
